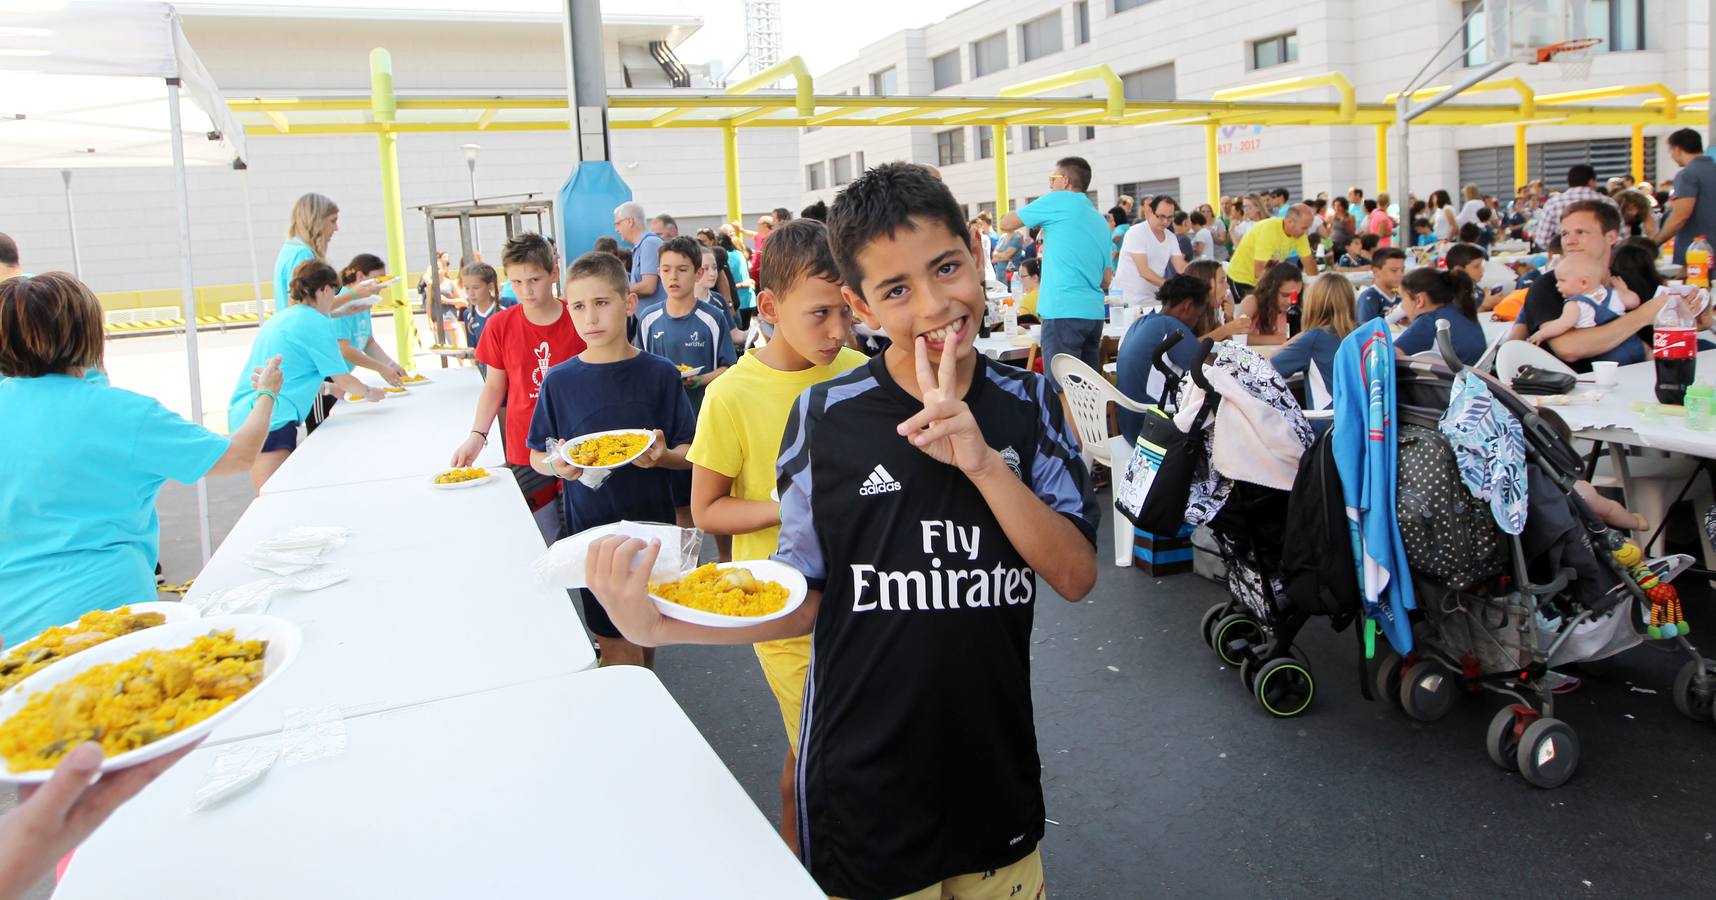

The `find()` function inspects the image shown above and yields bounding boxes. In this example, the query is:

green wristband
[257,389,280,404]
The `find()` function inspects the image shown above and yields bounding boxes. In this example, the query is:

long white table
[55,667,823,900]
[261,368,504,495]
[974,320,1132,362]
[1543,349,1716,458]
[183,475,595,744]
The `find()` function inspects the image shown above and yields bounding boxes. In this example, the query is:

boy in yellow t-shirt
[686,218,866,852]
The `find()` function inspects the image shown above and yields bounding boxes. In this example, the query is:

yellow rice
[570,432,650,467]
[434,467,490,484]
[0,607,167,694]
[651,564,789,618]
[0,630,268,771]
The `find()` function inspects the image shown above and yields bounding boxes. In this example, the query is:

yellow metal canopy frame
[231,54,1705,363]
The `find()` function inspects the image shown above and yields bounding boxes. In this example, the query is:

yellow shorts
[754,634,811,755]
[835,848,1046,900]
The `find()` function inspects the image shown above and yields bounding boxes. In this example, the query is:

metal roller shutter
[1457,146,1513,199]
[1457,139,1656,197]
[1219,165,1303,201]
[1115,178,1181,204]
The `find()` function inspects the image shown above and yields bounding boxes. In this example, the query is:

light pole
[461,143,481,255]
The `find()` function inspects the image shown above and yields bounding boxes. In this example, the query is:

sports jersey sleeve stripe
[691,308,723,369]
[985,365,1100,544]
[635,308,662,351]
[772,369,880,588]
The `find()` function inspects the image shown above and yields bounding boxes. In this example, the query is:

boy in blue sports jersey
[585,162,1097,900]
[635,235,738,524]
[1356,246,1407,324]
[527,251,693,669]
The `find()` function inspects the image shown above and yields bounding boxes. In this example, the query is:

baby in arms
[1529,255,1637,345]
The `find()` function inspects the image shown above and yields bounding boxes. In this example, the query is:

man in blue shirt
[1659,128,1716,265]
[1114,275,1208,444]
[614,201,667,309]
[1000,156,1114,377]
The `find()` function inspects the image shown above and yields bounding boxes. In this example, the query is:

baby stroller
[1134,335,1319,718]
[1363,321,1712,788]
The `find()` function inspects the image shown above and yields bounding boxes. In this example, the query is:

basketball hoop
[1534,37,1601,79]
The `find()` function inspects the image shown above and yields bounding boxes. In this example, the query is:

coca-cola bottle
[1285,289,1303,337]
[1653,289,1698,405]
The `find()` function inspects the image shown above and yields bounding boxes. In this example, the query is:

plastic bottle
[1687,235,1712,290]
[1653,289,1698,405]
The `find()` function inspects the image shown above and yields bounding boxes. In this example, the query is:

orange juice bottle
[1689,236,1712,290]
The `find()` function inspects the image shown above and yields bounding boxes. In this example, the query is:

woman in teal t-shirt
[232,260,386,492]
[0,274,284,644]
[272,193,383,313]
[719,231,757,327]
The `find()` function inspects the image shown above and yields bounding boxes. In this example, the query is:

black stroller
[1137,334,1318,718]
[1356,321,1713,787]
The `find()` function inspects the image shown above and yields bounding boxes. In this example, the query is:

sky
[171,0,978,77]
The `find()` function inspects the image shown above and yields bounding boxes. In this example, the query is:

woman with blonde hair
[272,193,382,310]
[1270,273,1356,397]
[1231,193,1266,244]
[1455,182,1487,229]
[1,272,284,642]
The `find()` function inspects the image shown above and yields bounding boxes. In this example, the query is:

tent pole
[371,49,415,370]
[166,78,212,563]
[240,166,265,319]
[60,170,83,280]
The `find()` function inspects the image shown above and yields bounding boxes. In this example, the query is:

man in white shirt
[1114,195,1185,304]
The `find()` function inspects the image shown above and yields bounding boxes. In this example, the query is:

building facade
[799,0,1708,218]
[0,4,803,295]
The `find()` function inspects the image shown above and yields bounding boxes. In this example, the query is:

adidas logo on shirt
[858,464,903,496]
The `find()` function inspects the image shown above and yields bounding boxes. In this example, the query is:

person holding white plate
[0,274,284,644]
[336,253,407,387]
[526,251,693,669]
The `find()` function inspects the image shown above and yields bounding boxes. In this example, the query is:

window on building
[831,155,853,186]
[931,50,962,91]
[1121,63,1177,102]
[972,32,1008,77]
[978,201,997,219]
[869,66,897,96]
[1249,32,1298,70]
[1461,0,1487,67]
[1219,165,1303,201]
[1020,11,1063,62]
[806,162,825,191]
[976,126,994,160]
[1113,0,1155,13]
[1074,2,1090,44]
[854,151,865,175]
[936,128,966,167]
[1591,0,1647,52]
[1026,126,1069,151]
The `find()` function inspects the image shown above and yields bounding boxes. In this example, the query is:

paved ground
[145,478,1716,897]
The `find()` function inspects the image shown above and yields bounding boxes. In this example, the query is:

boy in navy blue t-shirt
[527,251,694,668]
[635,235,737,523]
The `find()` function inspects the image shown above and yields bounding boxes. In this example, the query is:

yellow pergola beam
[1000,65,1126,119]
[1540,83,1678,120]
[725,54,815,117]
[475,108,497,130]
[804,107,867,126]
[941,106,1050,126]
[649,107,693,127]
[1213,72,1357,121]
[726,106,780,126]
[263,111,290,133]
[1385,78,1536,119]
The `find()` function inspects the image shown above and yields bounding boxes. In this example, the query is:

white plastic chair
[1050,352,1152,568]
[1495,339,1574,384]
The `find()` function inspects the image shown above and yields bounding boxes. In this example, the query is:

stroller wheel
[1239,656,1257,690]
[1254,657,1315,718]
[1485,707,1527,772]
[1212,614,1265,668]
[1373,650,1404,707]
[1516,718,1580,789]
[1399,660,1457,722]
[1671,659,1716,722]
[1199,603,1228,649]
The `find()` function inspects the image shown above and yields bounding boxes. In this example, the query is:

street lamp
[461,143,481,254]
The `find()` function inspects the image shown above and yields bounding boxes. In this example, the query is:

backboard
[1484,0,1595,64]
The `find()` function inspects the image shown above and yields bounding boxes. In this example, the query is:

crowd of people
[1,120,1715,897]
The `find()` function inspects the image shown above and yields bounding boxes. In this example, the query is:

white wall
[0,11,802,294]
[796,0,1709,214]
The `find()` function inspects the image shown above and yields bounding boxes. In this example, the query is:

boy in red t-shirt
[451,233,585,541]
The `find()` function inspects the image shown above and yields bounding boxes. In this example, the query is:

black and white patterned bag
[1396,423,1508,591]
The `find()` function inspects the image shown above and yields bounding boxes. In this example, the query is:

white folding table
[55,668,823,900]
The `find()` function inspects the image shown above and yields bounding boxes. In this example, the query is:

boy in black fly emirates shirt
[586,162,1098,900]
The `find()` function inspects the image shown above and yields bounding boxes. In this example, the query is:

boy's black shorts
[576,588,621,638]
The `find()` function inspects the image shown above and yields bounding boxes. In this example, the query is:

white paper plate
[400,374,432,385]
[675,366,704,378]
[428,469,499,490]
[0,615,301,784]
[559,428,656,471]
[649,560,808,628]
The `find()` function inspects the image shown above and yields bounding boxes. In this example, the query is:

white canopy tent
[1,0,258,561]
